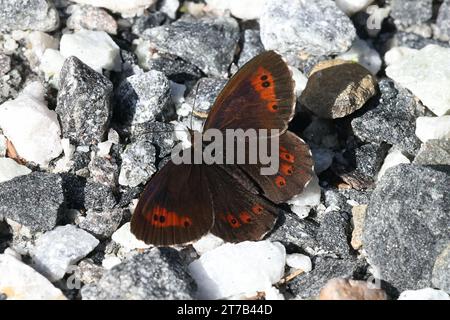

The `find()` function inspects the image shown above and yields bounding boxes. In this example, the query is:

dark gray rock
[390,0,432,29]
[0,68,22,104]
[61,174,117,211]
[300,60,377,119]
[288,256,366,299]
[260,0,355,60]
[79,208,123,239]
[142,16,239,77]
[267,212,319,253]
[185,77,227,114]
[142,52,204,82]
[335,142,390,189]
[0,0,59,32]
[238,29,265,67]
[363,164,450,292]
[316,211,351,256]
[324,188,372,213]
[88,155,119,187]
[351,79,424,155]
[436,0,450,41]
[432,244,450,293]
[81,248,196,299]
[413,139,450,166]
[0,53,11,77]
[0,172,63,232]
[115,70,171,126]
[57,56,113,146]
[131,121,176,158]
[132,11,167,37]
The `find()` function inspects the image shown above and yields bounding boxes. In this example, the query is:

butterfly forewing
[131,158,214,246]
[203,51,295,134]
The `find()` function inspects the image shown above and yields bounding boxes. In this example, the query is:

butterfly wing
[203,51,295,134]
[238,131,315,204]
[205,165,279,242]
[130,159,214,246]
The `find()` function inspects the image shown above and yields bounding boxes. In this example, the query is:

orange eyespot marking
[146,206,191,228]
[252,204,263,215]
[250,67,276,101]
[226,213,241,228]
[280,151,295,163]
[275,176,286,187]
[281,163,294,176]
[268,103,278,113]
[239,211,252,223]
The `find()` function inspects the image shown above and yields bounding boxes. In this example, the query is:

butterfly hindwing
[131,158,214,246]
[238,131,315,204]
[205,165,279,242]
[203,51,295,134]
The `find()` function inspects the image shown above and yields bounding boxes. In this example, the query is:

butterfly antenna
[190,81,201,131]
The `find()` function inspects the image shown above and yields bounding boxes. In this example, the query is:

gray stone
[0,69,22,105]
[413,139,450,166]
[88,155,119,186]
[436,0,450,41]
[260,0,355,60]
[185,77,227,114]
[115,70,171,125]
[390,31,450,50]
[79,209,123,239]
[0,0,59,32]
[432,245,450,293]
[238,29,265,67]
[288,257,365,299]
[132,11,167,37]
[61,174,117,211]
[0,172,64,233]
[142,16,239,77]
[118,139,157,187]
[363,164,450,292]
[311,147,334,174]
[351,79,425,155]
[0,53,11,76]
[267,212,319,253]
[67,4,118,34]
[131,121,176,158]
[81,248,196,299]
[74,259,105,285]
[390,0,432,29]
[300,60,377,119]
[57,56,113,146]
[31,225,99,282]
[316,211,351,256]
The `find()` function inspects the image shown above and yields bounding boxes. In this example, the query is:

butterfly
[131,51,314,246]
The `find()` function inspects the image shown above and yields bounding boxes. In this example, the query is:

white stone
[31,225,99,282]
[384,46,418,66]
[287,174,321,219]
[192,233,225,255]
[398,288,450,300]
[286,253,312,272]
[111,222,151,251]
[0,158,31,183]
[0,82,62,166]
[39,49,66,88]
[337,38,382,74]
[70,0,156,17]
[0,134,6,157]
[290,66,308,98]
[53,138,76,173]
[377,147,410,180]
[25,31,59,65]
[102,256,122,270]
[0,254,66,300]
[206,0,264,20]
[3,248,21,260]
[60,30,121,73]
[386,45,450,116]
[188,241,286,299]
[415,116,450,142]
[264,286,285,300]
[160,0,179,19]
[97,141,113,157]
[336,0,374,16]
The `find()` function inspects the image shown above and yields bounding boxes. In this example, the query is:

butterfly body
[131,51,314,246]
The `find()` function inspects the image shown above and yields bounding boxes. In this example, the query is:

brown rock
[300,59,377,119]
[319,278,387,300]
[351,205,367,250]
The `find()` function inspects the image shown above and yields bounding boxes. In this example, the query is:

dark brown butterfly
[131,51,314,246]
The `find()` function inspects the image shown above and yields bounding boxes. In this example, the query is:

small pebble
[398,288,449,300]
[286,253,312,272]
[415,116,450,142]
[111,222,151,251]
[319,278,387,300]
